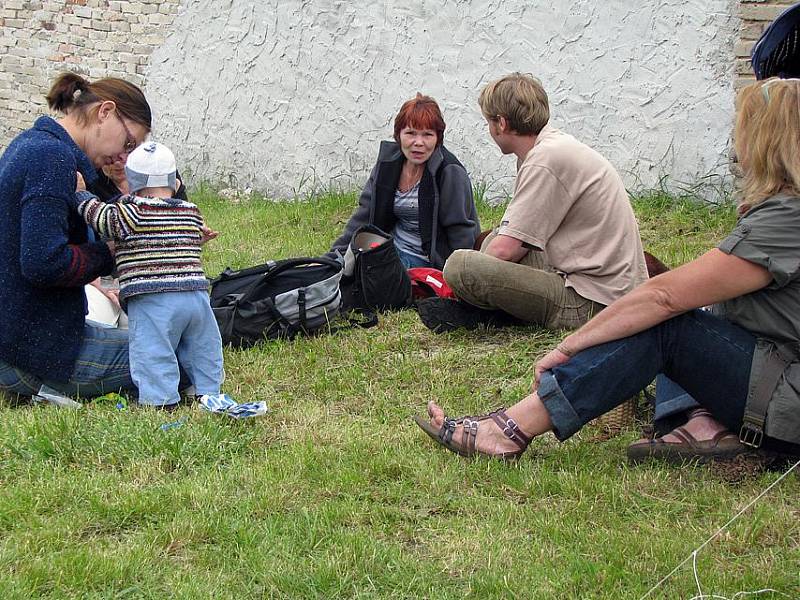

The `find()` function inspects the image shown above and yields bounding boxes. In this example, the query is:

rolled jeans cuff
[653,391,698,421]
[537,370,582,441]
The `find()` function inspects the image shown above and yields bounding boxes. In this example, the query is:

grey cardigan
[330,141,479,269]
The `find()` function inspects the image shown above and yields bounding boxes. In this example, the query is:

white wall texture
[146,0,740,200]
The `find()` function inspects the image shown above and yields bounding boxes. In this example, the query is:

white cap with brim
[125,141,177,193]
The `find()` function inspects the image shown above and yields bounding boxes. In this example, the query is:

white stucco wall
[146,0,739,200]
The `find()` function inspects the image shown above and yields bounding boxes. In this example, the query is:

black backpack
[209,256,344,348]
[339,224,412,312]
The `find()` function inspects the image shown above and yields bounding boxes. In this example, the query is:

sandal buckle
[502,417,519,438]
[440,418,457,443]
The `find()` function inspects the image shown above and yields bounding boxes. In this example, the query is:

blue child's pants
[127,290,223,406]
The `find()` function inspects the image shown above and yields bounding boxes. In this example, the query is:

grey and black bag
[209,256,344,348]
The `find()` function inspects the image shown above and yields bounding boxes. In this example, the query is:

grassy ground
[1,190,798,599]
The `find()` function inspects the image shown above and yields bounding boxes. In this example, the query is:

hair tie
[72,89,82,101]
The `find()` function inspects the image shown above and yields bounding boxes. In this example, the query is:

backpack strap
[325,308,379,334]
[298,288,307,331]
[345,307,379,329]
[739,342,796,448]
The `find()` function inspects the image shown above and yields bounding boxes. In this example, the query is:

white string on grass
[639,459,800,600]
[687,549,792,600]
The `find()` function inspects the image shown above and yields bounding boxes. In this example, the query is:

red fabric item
[407,268,456,299]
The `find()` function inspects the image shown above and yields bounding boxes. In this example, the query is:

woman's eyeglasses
[115,110,138,153]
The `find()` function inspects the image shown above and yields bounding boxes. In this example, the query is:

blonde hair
[478,73,549,135]
[734,77,800,209]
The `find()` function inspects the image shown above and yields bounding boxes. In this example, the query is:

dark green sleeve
[718,197,800,288]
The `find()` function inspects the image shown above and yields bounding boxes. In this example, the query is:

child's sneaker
[198,394,268,419]
[226,401,268,419]
[198,393,237,414]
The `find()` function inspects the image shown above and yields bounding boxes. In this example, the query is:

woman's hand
[533,346,572,392]
[76,171,86,192]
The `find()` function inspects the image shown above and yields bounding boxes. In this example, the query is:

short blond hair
[478,73,550,135]
[734,78,800,209]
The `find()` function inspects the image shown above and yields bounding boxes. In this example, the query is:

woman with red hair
[330,94,479,269]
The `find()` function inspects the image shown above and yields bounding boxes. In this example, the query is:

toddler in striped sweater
[73,141,223,408]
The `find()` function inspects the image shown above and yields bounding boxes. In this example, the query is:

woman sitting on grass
[0,72,150,400]
[415,78,800,463]
[330,93,479,269]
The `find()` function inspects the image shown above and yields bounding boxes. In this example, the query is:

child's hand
[200,225,219,245]
[89,277,121,309]
[103,287,121,310]
[76,172,86,192]
[88,277,121,310]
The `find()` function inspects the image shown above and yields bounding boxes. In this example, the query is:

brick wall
[0,0,180,147]
[0,1,795,188]
[736,0,797,87]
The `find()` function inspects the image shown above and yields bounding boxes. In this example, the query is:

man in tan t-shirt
[418,73,648,332]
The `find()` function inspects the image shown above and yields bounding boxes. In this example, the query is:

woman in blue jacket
[0,72,150,399]
[330,94,479,269]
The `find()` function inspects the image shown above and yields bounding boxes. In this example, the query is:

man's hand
[76,172,86,192]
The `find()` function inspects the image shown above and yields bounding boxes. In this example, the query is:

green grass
[1,190,798,599]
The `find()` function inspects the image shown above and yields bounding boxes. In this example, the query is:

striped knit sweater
[74,191,209,302]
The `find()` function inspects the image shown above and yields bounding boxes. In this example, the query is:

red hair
[393,93,446,146]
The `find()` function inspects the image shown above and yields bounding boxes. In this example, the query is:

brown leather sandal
[627,424,747,465]
[413,407,532,461]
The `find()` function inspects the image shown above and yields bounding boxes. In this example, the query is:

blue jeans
[537,310,756,441]
[0,324,135,398]
[654,374,698,421]
[395,245,432,269]
[127,290,223,406]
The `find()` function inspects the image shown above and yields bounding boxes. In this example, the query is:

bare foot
[424,400,531,457]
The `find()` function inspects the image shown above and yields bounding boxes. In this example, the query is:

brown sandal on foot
[413,407,532,461]
[627,425,747,465]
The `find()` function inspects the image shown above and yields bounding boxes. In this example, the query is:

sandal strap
[436,407,531,457]
[439,416,481,456]
[669,426,698,447]
[711,429,738,444]
[687,408,714,420]
[440,418,456,445]
[490,408,532,451]
[462,418,479,455]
